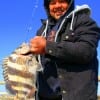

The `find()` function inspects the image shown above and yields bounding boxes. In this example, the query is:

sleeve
[45,13,100,64]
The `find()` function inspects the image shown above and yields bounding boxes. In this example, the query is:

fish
[2,43,42,100]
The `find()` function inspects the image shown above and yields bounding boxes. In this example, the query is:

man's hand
[29,36,46,54]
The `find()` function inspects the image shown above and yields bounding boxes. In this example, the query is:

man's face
[49,0,69,20]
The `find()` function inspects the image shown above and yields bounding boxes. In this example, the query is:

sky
[0,0,100,95]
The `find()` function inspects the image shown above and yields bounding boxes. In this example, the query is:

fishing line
[24,0,39,43]
[0,0,39,78]
[0,1,40,98]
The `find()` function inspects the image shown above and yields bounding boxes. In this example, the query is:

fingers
[30,36,43,46]
[29,36,46,54]
[30,36,43,42]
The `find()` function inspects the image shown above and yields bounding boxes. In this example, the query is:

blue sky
[0,0,100,95]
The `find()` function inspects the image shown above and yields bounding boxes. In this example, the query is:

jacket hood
[44,0,74,19]
[41,4,91,38]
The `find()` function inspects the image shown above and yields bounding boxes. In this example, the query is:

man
[29,0,100,100]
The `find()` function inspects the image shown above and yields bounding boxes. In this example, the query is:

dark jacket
[36,1,100,100]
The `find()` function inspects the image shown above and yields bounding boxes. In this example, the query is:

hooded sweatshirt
[36,0,100,100]
[44,0,74,19]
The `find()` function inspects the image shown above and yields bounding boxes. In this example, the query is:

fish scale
[2,43,42,100]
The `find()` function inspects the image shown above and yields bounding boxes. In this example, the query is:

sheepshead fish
[2,43,42,100]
